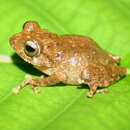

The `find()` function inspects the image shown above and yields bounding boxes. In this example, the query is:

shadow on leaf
[11,53,43,76]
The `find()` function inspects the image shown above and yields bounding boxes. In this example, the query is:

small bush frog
[10,21,126,97]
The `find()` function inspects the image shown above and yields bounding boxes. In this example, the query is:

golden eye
[24,40,40,57]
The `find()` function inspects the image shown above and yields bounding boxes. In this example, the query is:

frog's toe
[96,89,108,93]
[87,91,94,98]
[33,88,41,94]
[30,83,41,94]
[87,85,98,98]
[12,86,21,94]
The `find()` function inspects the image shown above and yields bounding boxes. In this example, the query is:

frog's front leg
[29,74,61,93]
[13,69,67,94]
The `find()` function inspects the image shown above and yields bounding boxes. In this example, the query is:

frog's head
[10,21,54,67]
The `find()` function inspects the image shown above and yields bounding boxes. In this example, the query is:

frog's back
[62,34,99,48]
[61,34,116,65]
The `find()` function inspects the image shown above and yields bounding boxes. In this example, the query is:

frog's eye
[24,40,40,57]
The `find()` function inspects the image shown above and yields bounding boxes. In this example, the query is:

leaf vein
[43,90,85,129]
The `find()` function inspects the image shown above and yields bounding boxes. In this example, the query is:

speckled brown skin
[10,21,126,97]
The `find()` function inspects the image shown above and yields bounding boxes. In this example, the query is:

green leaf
[0,0,130,130]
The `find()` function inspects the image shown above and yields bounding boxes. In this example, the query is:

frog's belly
[61,56,88,85]
[63,67,85,85]
[42,66,83,85]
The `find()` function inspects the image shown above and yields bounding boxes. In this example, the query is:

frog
[9,21,126,97]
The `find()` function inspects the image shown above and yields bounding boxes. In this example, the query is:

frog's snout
[10,35,16,47]
[10,34,21,51]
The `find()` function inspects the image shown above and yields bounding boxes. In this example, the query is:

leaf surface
[0,0,130,130]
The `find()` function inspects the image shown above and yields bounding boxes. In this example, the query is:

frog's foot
[12,75,33,94]
[29,75,46,94]
[12,79,41,94]
[87,91,94,98]
[30,83,41,94]
[87,85,97,98]
[87,88,108,98]
[12,78,31,94]
[96,89,108,93]
[12,74,41,94]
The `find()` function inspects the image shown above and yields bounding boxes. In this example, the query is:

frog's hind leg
[109,54,120,63]
[81,64,108,97]
[87,85,108,98]
[87,85,98,98]
[81,64,112,97]
[81,63,126,97]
